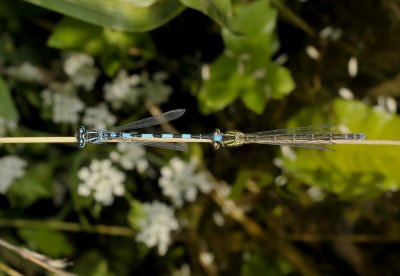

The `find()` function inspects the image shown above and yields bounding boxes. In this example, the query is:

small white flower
[306,45,320,60]
[82,103,116,130]
[63,52,100,91]
[0,156,27,194]
[199,251,214,266]
[104,70,141,109]
[374,96,398,114]
[7,62,45,83]
[110,143,149,173]
[348,56,358,78]
[307,186,326,202]
[135,201,179,255]
[78,159,126,206]
[0,117,17,137]
[159,157,213,208]
[140,71,172,105]
[338,87,354,100]
[63,52,94,76]
[41,83,85,124]
[172,264,191,276]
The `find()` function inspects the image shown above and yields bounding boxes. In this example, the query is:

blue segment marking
[213,134,222,142]
[142,134,154,138]
[162,134,173,138]
[122,133,131,138]
[182,134,191,139]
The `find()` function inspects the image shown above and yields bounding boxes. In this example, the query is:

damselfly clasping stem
[1,109,400,150]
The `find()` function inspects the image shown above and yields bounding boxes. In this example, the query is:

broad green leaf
[48,17,156,75]
[240,79,266,115]
[282,99,400,198]
[48,17,104,54]
[198,56,239,114]
[25,0,185,32]
[0,77,19,121]
[180,0,235,31]
[199,0,294,114]
[18,229,73,257]
[7,163,52,208]
[231,0,277,37]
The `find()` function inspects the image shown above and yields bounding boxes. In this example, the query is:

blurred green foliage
[199,0,294,114]
[283,99,400,198]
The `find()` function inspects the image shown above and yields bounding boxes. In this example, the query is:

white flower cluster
[7,62,45,84]
[103,70,172,109]
[159,157,213,207]
[104,70,141,109]
[78,159,125,206]
[63,52,99,91]
[139,71,172,105]
[0,156,27,194]
[135,200,179,256]
[82,103,116,130]
[42,84,85,124]
[109,143,149,173]
[0,117,17,137]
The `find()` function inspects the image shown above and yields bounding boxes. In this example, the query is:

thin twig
[210,183,319,276]
[0,262,23,276]
[335,140,400,146]
[0,137,76,144]
[0,238,74,276]
[0,219,135,237]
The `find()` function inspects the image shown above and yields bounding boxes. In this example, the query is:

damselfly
[76,109,366,150]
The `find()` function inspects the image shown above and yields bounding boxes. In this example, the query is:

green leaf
[180,0,235,31]
[7,163,52,208]
[240,80,266,115]
[231,0,277,38]
[241,254,280,276]
[268,65,295,99]
[198,56,239,114]
[48,17,155,76]
[25,0,185,32]
[47,17,104,54]
[0,77,19,121]
[73,250,110,276]
[198,0,294,114]
[127,200,145,229]
[18,229,73,257]
[281,99,400,198]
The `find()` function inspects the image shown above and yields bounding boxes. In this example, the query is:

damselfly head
[76,126,86,148]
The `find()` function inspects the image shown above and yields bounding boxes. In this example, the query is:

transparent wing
[245,136,334,150]
[252,125,336,136]
[113,109,185,132]
[118,141,186,151]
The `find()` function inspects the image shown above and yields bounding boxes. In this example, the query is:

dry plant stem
[210,189,318,276]
[334,140,400,146]
[288,233,400,243]
[0,238,74,276]
[0,262,23,276]
[0,137,76,144]
[0,219,135,237]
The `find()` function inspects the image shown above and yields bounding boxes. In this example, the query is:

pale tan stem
[0,137,76,144]
[334,140,400,146]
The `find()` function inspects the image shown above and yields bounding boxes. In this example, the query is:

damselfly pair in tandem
[76,109,366,151]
